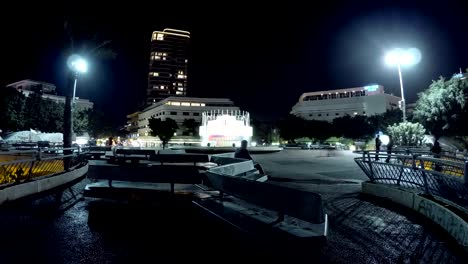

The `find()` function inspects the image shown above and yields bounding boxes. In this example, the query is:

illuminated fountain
[199,110,253,147]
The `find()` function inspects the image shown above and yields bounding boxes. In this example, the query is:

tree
[332,115,374,140]
[182,119,199,136]
[368,109,403,133]
[148,118,178,149]
[413,73,468,138]
[387,122,426,146]
[307,120,334,142]
[73,109,91,135]
[251,119,278,144]
[278,115,308,142]
[0,87,27,131]
[88,109,114,138]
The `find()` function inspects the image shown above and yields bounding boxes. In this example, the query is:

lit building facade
[6,79,93,110]
[7,79,57,94]
[199,111,253,147]
[137,97,240,137]
[147,28,190,104]
[126,111,140,138]
[291,85,401,122]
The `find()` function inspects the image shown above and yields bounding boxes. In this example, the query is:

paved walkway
[0,150,465,263]
[254,149,467,263]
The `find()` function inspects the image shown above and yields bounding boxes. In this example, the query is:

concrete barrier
[0,164,88,205]
[362,182,468,249]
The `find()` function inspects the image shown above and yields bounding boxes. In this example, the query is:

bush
[387,122,426,146]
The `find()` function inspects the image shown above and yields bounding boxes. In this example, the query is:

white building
[291,85,401,122]
[137,97,240,136]
[39,94,93,111]
[7,79,56,94]
[6,79,93,110]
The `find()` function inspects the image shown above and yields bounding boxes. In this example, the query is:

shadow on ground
[323,193,467,263]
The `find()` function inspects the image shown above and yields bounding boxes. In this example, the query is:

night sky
[2,1,468,125]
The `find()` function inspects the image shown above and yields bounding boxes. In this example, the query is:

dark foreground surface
[0,150,466,263]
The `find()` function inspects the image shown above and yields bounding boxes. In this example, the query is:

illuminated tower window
[147,28,190,104]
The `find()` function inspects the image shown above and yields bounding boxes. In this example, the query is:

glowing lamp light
[67,54,88,74]
[385,48,421,67]
[384,48,421,123]
[380,135,390,145]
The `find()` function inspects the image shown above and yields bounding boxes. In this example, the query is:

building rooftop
[6,79,56,88]
[151,28,190,39]
[142,97,235,112]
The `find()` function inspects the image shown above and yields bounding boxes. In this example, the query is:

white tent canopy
[3,130,63,143]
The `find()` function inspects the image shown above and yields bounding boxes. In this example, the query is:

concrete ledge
[0,164,88,205]
[362,182,468,250]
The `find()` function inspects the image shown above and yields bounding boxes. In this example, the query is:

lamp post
[64,55,88,169]
[385,48,420,122]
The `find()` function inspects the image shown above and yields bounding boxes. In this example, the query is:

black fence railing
[354,151,468,208]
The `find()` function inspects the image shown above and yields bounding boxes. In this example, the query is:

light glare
[67,54,88,74]
[385,48,421,66]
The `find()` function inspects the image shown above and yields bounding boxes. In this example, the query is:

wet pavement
[0,150,466,263]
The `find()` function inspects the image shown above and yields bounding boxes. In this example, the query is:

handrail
[354,151,468,208]
[0,148,87,186]
[354,149,467,162]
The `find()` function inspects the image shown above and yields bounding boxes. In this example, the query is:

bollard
[464,161,468,186]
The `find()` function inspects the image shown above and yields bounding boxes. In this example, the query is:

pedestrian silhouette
[385,135,393,163]
[375,135,382,160]
[235,140,265,174]
[235,140,252,160]
[431,139,442,172]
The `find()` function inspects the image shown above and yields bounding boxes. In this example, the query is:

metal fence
[0,148,87,187]
[354,151,468,208]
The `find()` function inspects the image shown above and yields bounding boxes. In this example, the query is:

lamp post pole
[397,63,406,122]
[63,72,76,170]
[64,54,88,169]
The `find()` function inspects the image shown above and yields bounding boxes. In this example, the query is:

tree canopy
[0,88,113,138]
[332,114,374,140]
[279,109,403,143]
[148,118,178,149]
[413,73,468,138]
[387,122,426,146]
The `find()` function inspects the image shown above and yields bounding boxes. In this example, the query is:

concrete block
[362,181,468,249]
[0,164,88,205]
[413,195,468,248]
[209,160,254,176]
[362,182,415,209]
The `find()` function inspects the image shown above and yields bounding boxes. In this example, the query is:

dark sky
[2,1,468,125]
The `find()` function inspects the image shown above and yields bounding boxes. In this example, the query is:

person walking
[431,139,442,172]
[385,135,393,163]
[375,134,382,160]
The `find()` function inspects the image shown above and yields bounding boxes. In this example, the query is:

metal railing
[0,148,87,187]
[354,151,468,208]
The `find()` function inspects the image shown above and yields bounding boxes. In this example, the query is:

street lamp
[384,48,421,122]
[67,54,88,105]
[63,54,88,168]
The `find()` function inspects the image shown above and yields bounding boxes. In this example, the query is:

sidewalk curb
[0,164,88,205]
[362,182,468,250]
